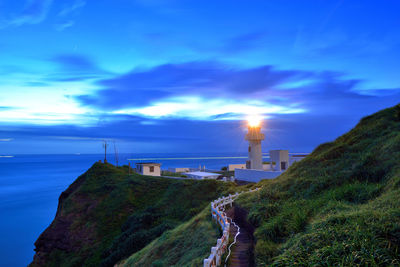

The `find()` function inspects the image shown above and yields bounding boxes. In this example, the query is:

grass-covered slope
[120,207,221,267]
[30,163,235,267]
[236,104,400,266]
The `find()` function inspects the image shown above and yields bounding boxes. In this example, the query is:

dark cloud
[74,60,400,115]
[51,54,97,72]
[75,61,311,109]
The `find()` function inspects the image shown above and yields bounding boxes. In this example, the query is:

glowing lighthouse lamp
[245,116,265,170]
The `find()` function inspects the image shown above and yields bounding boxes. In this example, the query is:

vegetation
[32,104,400,267]
[120,207,221,266]
[236,104,400,266]
[31,163,236,267]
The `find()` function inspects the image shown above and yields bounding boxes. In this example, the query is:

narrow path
[228,226,253,267]
[226,206,255,267]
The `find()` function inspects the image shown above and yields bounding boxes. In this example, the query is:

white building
[234,119,301,182]
[228,164,246,171]
[136,162,161,176]
[183,171,220,180]
[270,150,289,171]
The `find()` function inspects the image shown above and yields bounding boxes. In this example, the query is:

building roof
[135,162,161,166]
[183,171,220,177]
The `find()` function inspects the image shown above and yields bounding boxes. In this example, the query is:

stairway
[228,225,253,267]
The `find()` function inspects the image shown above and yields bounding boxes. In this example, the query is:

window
[149,166,155,172]
[281,162,287,170]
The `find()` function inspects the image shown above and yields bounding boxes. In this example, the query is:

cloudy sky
[0,0,399,154]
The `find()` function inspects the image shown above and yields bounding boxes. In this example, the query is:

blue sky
[0,0,399,154]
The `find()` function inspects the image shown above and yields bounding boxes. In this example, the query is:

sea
[0,152,261,267]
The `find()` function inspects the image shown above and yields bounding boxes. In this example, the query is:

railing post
[205,188,260,267]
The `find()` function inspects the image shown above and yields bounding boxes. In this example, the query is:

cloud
[2,99,399,154]
[0,138,13,142]
[54,0,86,31]
[54,20,75,31]
[1,0,53,28]
[24,81,50,87]
[48,53,109,81]
[58,0,86,17]
[72,61,400,122]
[0,106,18,110]
[222,31,267,53]
[75,61,311,110]
[52,54,97,71]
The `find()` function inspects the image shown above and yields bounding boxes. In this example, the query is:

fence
[203,188,260,267]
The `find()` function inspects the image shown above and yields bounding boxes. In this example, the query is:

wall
[248,141,263,170]
[228,164,246,171]
[270,150,289,171]
[141,165,161,176]
[168,167,190,173]
[234,169,282,182]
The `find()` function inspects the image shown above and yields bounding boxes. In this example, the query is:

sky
[0,0,399,154]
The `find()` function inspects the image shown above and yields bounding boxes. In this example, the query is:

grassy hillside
[30,163,236,267]
[120,207,221,267]
[236,104,400,265]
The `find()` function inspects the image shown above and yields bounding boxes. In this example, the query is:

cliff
[30,163,235,267]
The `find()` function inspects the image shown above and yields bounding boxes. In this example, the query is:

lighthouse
[245,117,265,170]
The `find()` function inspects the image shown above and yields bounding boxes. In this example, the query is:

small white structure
[245,124,265,170]
[228,164,246,171]
[168,167,190,173]
[183,171,220,180]
[263,163,274,171]
[270,150,289,171]
[136,162,161,176]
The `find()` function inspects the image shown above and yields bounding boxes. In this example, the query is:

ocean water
[0,152,258,267]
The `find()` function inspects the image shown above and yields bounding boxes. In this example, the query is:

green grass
[235,103,400,266]
[121,207,221,267]
[31,163,237,267]
[33,104,400,267]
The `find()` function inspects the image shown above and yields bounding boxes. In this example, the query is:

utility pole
[113,140,119,167]
[102,140,108,163]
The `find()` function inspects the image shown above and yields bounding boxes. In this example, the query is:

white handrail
[203,188,260,267]
[224,218,239,266]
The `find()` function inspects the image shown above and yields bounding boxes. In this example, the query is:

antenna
[102,140,108,163]
[113,140,119,167]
